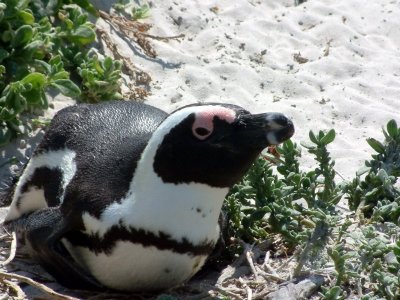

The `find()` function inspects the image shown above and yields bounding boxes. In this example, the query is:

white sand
[1,0,400,184]
[135,0,400,179]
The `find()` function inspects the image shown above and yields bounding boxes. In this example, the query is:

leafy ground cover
[221,119,400,299]
[0,0,155,146]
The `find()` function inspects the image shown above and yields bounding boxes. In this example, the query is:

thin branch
[99,10,185,60]
[0,271,79,300]
[4,279,26,300]
[214,286,243,300]
[1,231,17,266]
[138,32,185,41]
[246,249,260,281]
[246,286,253,300]
[262,251,277,274]
[255,266,285,283]
[253,288,272,300]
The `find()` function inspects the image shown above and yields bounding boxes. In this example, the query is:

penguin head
[151,103,294,188]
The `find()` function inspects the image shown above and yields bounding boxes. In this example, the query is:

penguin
[2,100,294,291]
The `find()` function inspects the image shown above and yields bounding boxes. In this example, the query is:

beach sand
[136,0,400,179]
[1,0,400,182]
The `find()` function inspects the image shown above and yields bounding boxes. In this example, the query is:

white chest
[63,240,208,291]
[82,172,229,245]
[76,177,228,291]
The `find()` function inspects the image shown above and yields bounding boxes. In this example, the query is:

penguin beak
[238,112,295,148]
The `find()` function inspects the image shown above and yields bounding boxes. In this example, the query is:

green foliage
[326,219,359,287]
[132,4,150,21]
[320,286,344,300]
[29,0,98,18]
[57,6,96,46]
[78,54,122,103]
[225,119,400,298]
[0,0,125,145]
[353,224,400,299]
[225,129,340,250]
[113,0,150,20]
[346,120,400,220]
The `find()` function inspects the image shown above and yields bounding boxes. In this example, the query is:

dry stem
[245,248,260,281]
[0,271,79,300]
[99,10,184,59]
[3,279,26,299]
[1,232,17,266]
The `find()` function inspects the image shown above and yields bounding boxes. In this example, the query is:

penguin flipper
[6,208,104,291]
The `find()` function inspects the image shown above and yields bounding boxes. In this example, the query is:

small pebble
[19,139,27,149]
[170,93,183,104]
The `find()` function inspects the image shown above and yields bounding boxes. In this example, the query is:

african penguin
[3,101,294,291]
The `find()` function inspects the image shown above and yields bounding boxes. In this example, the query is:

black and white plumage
[3,101,294,291]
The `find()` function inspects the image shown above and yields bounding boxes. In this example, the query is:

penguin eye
[193,127,212,140]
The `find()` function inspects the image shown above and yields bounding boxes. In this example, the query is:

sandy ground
[1,0,400,182]
[131,0,400,179]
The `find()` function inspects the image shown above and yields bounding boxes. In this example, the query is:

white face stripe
[5,149,77,222]
[266,132,279,145]
[265,114,286,130]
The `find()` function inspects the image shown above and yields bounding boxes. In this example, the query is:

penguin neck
[119,134,229,244]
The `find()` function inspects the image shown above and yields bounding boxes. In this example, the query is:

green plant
[301,130,343,210]
[0,0,126,145]
[224,119,400,298]
[0,0,83,145]
[225,129,340,251]
[112,1,150,21]
[132,4,150,21]
[29,0,98,18]
[320,286,344,300]
[346,120,400,220]
[78,54,122,103]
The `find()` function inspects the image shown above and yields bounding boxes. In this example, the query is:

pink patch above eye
[192,107,236,140]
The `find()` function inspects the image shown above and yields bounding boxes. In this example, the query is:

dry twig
[293,52,309,64]
[96,27,151,100]
[214,285,242,300]
[253,288,273,300]
[99,10,184,59]
[245,247,260,281]
[246,286,253,300]
[96,9,186,101]
[1,232,17,266]
[262,251,281,279]
[0,271,79,300]
[255,266,285,283]
[323,39,333,57]
[3,279,26,299]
